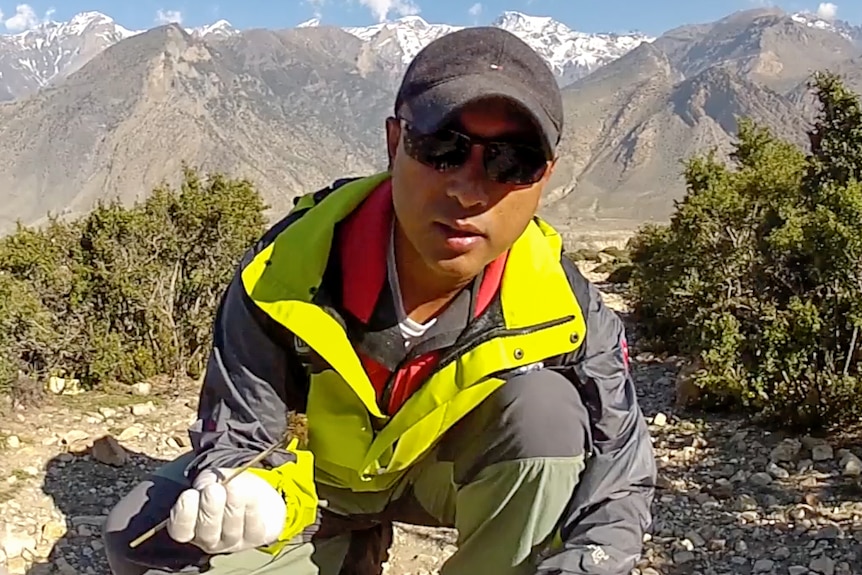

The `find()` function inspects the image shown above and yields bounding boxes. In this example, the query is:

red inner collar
[337,178,507,324]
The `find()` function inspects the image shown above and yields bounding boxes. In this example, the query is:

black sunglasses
[397,119,550,185]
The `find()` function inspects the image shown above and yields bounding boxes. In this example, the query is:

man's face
[386,97,556,282]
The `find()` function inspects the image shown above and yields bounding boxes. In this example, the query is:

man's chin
[425,250,488,282]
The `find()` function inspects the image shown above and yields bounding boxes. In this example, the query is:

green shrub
[600,246,630,262]
[606,264,634,284]
[567,248,602,263]
[592,261,618,275]
[0,166,267,393]
[628,72,862,429]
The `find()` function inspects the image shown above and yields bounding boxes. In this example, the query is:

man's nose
[445,146,489,208]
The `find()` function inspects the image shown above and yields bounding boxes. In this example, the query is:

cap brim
[400,74,558,157]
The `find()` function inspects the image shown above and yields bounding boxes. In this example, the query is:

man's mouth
[438,220,485,237]
[433,221,486,253]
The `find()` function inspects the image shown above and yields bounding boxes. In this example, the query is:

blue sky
[0,0,858,36]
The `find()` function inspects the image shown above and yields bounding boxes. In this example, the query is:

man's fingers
[165,468,282,554]
[167,489,200,544]
[243,485,273,545]
[220,482,247,551]
[192,469,221,490]
[195,482,227,552]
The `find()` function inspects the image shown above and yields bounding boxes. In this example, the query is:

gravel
[0,268,857,574]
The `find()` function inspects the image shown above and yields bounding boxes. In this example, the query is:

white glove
[166,468,287,554]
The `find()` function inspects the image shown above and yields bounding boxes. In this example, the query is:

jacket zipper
[379,314,575,411]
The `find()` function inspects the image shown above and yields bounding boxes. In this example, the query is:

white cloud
[4,4,45,32]
[358,0,420,22]
[468,2,482,17]
[306,0,325,18]
[155,9,183,25]
[816,2,838,19]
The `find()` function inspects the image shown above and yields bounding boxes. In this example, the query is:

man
[103,26,656,575]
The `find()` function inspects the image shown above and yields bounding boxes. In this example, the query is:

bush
[606,264,634,284]
[600,246,630,263]
[591,261,618,275]
[628,72,862,429]
[0,167,267,394]
[567,248,602,263]
[565,246,631,265]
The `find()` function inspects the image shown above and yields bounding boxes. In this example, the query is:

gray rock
[673,550,695,564]
[767,461,790,479]
[811,444,834,462]
[770,439,802,462]
[840,453,862,476]
[750,471,773,486]
[810,555,836,575]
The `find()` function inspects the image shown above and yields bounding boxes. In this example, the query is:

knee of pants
[441,368,591,484]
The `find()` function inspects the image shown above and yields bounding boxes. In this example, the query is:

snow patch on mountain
[0,11,239,101]
[0,8,653,99]
[0,11,141,100]
[790,11,862,44]
[297,18,322,28]
[344,15,460,65]
[3,7,855,104]
[187,19,238,39]
[493,11,653,84]
[342,11,654,86]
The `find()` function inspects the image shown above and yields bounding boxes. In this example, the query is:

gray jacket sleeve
[182,240,309,480]
[537,260,657,575]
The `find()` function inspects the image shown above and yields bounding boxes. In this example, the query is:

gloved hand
[166,467,287,554]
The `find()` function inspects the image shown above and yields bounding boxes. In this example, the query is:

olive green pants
[103,369,590,575]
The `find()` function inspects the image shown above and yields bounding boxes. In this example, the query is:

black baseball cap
[394,26,563,158]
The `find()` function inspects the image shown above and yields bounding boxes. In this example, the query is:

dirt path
[0,269,859,575]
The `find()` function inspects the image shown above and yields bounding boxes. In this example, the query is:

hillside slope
[542,8,859,225]
[0,24,393,231]
[0,8,860,232]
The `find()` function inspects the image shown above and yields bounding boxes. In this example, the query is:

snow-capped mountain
[0,11,138,100]
[0,9,653,102]
[790,11,862,44]
[343,11,654,86]
[297,18,322,28]
[187,19,238,40]
[344,15,461,65]
[0,8,857,104]
[0,11,238,101]
[492,12,652,85]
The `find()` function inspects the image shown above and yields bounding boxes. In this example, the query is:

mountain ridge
[0,7,860,235]
[0,22,393,231]
[0,8,657,101]
[1,7,858,102]
[0,11,240,101]
[540,7,856,226]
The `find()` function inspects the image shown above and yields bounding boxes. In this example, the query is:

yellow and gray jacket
[183,173,657,574]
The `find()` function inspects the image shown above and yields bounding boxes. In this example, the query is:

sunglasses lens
[484,143,548,185]
[403,125,470,171]
[401,121,548,185]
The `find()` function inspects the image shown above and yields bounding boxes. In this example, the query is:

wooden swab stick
[129,412,309,549]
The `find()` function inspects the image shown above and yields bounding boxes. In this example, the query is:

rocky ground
[0,266,860,575]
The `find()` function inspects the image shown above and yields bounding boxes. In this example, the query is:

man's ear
[540,157,558,184]
[385,117,400,170]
